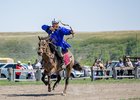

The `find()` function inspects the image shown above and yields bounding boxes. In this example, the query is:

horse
[37,36,82,95]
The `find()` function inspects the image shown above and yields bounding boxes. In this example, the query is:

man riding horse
[41,19,74,68]
[38,20,82,94]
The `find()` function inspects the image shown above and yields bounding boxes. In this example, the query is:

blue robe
[42,25,71,51]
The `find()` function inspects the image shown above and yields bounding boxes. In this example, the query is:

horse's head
[37,36,50,56]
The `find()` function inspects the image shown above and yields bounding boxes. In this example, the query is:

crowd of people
[92,58,140,76]
[15,59,42,79]
[15,57,140,79]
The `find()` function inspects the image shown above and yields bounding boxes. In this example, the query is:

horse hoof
[52,88,55,91]
[48,90,51,92]
[61,92,66,96]
[48,89,51,92]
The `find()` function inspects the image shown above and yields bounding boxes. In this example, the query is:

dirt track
[0,83,140,100]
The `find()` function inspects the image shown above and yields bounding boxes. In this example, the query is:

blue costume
[41,25,72,52]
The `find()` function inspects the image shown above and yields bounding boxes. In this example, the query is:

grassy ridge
[0,31,140,65]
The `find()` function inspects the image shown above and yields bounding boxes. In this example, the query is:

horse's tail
[72,60,83,71]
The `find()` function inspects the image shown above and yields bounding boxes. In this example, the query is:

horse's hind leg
[63,66,72,95]
[53,74,61,90]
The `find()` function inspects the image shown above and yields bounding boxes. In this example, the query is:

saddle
[49,43,71,66]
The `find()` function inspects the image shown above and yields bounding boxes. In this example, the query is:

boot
[60,57,65,69]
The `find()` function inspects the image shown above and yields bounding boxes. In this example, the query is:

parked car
[82,66,91,77]
[0,63,28,79]
[0,63,6,68]
[50,68,84,79]
[70,68,84,78]
[106,61,119,69]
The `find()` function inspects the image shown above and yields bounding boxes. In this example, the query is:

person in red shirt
[16,61,23,79]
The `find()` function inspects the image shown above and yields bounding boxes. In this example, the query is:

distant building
[0,58,14,63]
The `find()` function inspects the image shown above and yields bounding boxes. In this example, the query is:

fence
[91,67,140,81]
[7,68,89,81]
[91,69,112,81]
[1,67,140,82]
[113,67,135,79]
[7,68,42,81]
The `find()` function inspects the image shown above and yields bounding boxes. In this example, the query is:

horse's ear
[38,36,41,41]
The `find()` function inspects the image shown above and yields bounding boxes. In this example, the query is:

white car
[70,69,84,78]
[82,66,91,77]
[0,63,28,79]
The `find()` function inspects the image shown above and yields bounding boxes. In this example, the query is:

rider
[41,19,74,68]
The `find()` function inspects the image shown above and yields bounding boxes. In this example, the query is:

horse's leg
[52,73,61,90]
[48,75,51,92]
[41,71,48,86]
[63,65,72,94]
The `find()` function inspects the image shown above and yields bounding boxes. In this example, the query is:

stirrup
[61,64,66,69]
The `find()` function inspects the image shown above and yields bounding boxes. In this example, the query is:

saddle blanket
[63,52,71,66]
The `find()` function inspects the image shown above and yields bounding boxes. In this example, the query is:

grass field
[0,31,140,65]
[0,78,140,86]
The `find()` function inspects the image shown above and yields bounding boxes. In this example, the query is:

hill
[0,31,140,65]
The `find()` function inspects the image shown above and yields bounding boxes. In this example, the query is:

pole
[0,69,1,78]
[36,68,41,81]
[136,33,138,56]
[8,68,14,81]
[91,67,93,81]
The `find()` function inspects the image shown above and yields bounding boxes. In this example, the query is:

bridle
[39,39,54,59]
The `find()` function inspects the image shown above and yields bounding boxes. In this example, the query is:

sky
[0,0,140,32]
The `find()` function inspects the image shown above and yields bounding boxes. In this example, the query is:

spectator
[16,61,23,79]
[105,60,112,76]
[91,59,98,78]
[97,60,105,70]
[126,58,133,75]
[27,61,34,79]
[92,59,98,70]
[116,58,125,76]
[126,58,133,67]
[97,60,105,76]
[135,59,140,67]
[33,59,42,69]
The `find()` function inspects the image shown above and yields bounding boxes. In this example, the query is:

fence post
[91,67,93,81]
[36,68,41,81]
[0,69,1,78]
[113,67,117,79]
[8,68,14,81]
[135,67,139,79]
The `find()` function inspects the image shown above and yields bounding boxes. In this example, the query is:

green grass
[0,80,43,86]
[0,31,140,65]
[0,78,140,86]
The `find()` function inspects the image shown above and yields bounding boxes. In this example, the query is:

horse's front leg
[48,75,51,92]
[41,71,48,86]
[53,74,61,90]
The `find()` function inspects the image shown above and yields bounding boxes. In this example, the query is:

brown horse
[37,36,82,95]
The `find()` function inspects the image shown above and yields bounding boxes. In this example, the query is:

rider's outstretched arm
[61,27,73,35]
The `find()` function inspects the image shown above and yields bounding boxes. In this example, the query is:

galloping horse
[37,36,82,95]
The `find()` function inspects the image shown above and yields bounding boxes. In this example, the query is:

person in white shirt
[126,58,133,75]
[135,59,140,67]
[33,59,42,69]
[27,61,34,79]
[126,58,133,67]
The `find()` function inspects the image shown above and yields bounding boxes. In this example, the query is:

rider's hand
[49,27,55,32]
[71,29,74,35]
